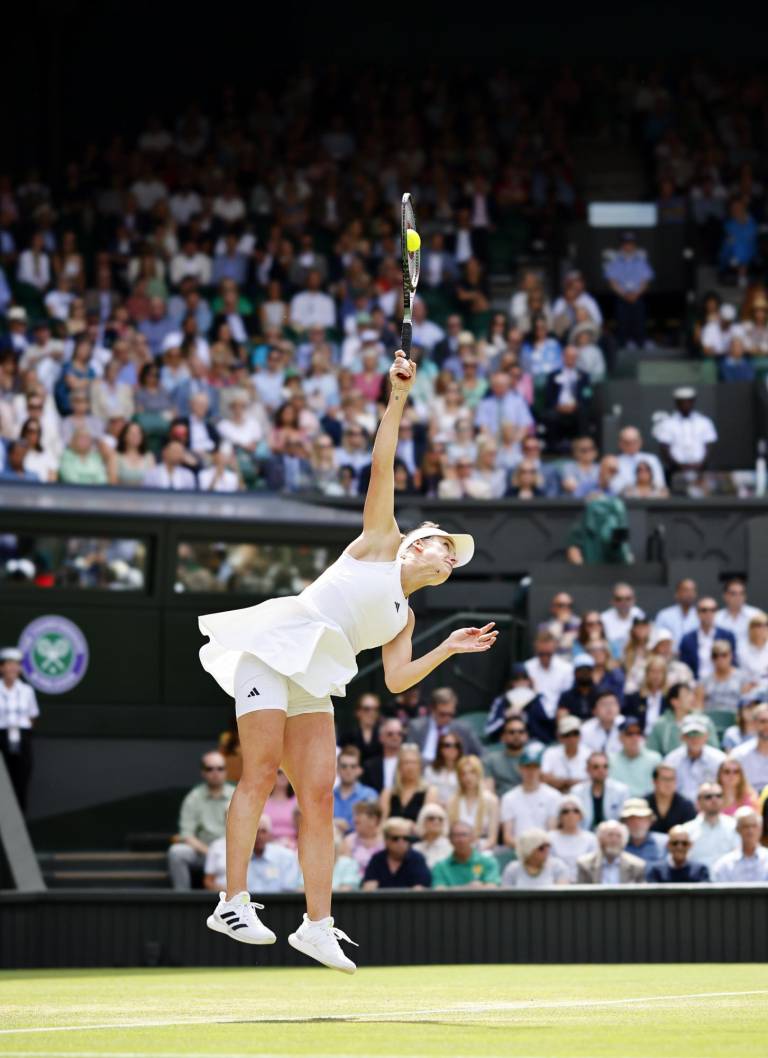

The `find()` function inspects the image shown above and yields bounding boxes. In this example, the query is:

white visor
[397,527,475,568]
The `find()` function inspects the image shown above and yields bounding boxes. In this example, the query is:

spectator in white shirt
[652,387,718,475]
[289,270,336,332]
[571,751,629,830]
[581,692,625,755]
[17,233,51,291]
[711,807,768,883]
[143,439,197,490]
[524,630,574,720]
[217,392,264,453]
[611,426,667,494]
[715,578,761,650]
[735,612,768,685]
[501,827,570,888]
[170,239,212,288]
[500,746,562,848]
[601,582,645,653]
[212,182,246,225]
[410,299,445,353]
[654,578,699,650]
[169,185,202,225]
[130,170,168,212]
[663,714,726,802]
[540,715,590,792]
[198,442,242,493]
[731,702,768,794]
[681,782,739,869]
[546,796,598,881]
[701,303,741,356]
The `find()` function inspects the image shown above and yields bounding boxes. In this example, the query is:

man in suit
[362,717,404,793]
[576,819,647,884]
[678,597,737,680]
[420,232,457,292]
[263,437,315,493]
[541,344,593,453]
[406,687,483,764]
[571,751,629,830]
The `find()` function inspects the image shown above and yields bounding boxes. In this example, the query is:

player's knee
[239,757,280,795]
[297,779,334,818]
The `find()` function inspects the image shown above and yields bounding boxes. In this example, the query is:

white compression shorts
[233,652,334,720]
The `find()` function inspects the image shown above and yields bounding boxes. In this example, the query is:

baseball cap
[573,653,595,669]
[720,304,737,322]
[673,386,697,401]
[397,526,475,569]
[161,332,183,352]
[650,627,673,649]
[0,647,23,663]
[619,715,643,734]
[680,714,709,736]
[519,746,543,767]
[620,797,653,819]
[458,331,476,346]
[558,716,582,735]
[8,306,27,322]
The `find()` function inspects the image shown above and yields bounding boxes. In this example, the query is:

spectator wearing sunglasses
[680,782,739,869]
[646,826,710,883]
[361,817,432,890]
[424,733,462,804]
[167,751,235,890]
[332,747,379,832]
[501,827,569,888]
[336,692,382,763]
[413,804,452,868]
[546,796,597,881]
[678,598,737,681]
[700,642,749,715]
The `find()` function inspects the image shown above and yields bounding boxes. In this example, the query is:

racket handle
[400,321,412,359]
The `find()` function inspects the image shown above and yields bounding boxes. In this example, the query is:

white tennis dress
[198,550,409,701]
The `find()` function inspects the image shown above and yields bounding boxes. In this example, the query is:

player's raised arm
[355,353,417,551]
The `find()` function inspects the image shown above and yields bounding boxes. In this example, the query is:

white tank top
[198,550,409,700]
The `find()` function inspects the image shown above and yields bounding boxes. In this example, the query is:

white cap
[0,647,23,663]
[650,627,673,649]
[8,306,27,322]
[397,526,475,568]
[720,304,737,322]
[161,332,184,352]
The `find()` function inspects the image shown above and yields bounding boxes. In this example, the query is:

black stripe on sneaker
[219,911,238,920]
[231,922,249,931]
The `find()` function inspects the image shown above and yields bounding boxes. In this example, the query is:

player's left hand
[445,622,498,654]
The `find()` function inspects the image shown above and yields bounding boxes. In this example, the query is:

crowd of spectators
[165,574,768,891]
[2,65,765,503]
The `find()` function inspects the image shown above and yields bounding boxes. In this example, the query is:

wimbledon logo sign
[19,615,89,694]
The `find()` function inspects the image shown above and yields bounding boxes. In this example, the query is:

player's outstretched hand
[445,622,498,654]
[390,352,417,394]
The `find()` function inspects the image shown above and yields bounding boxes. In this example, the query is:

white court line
[1,988,766,1038]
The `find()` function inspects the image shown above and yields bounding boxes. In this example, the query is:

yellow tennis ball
[406,229,421,252]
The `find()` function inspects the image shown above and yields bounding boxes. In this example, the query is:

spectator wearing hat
[581,692,624,756]
[558,654,599,720]
[547,796,598,881]
[648,628,694,687]
[609,718,662,797]
[603,232,654,349]
[611,426,667,498]
[362,816,432,890]
[663,714,726,803]
[571,751,628,830]
[501,827,569,888]
[431,821,501,889]
[681,782,739,870]
[482,713,540,797]
[731,702,768,794]
[601,583,645,656]
[646,825,710,883]
[541,716,590,792]
[654,578,699,650]
[500,746,562,848]
[483,666,539,740]
[646,682,718,757]
[2,306,30,357]
[621,797,665,866]
[576,819,647,884]
[652,388,718,478]
[679,597,737,682]
[524,630,574,725]
[711,807,768,883]
[647,763,696,834]
[0,646,40,812]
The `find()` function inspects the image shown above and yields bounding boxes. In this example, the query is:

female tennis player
[199,352,498,973]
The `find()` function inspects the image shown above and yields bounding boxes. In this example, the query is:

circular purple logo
[19,615,89,694]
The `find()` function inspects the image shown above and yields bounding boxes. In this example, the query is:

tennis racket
[400,192,421,360]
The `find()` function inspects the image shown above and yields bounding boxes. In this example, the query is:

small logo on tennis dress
[247,687,260,697]
[394,601,400,612]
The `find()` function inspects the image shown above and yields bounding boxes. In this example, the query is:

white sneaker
[288,913,358,974]
[206,890,276,945]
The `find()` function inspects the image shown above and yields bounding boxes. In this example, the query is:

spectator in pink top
[263,769,298,848]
